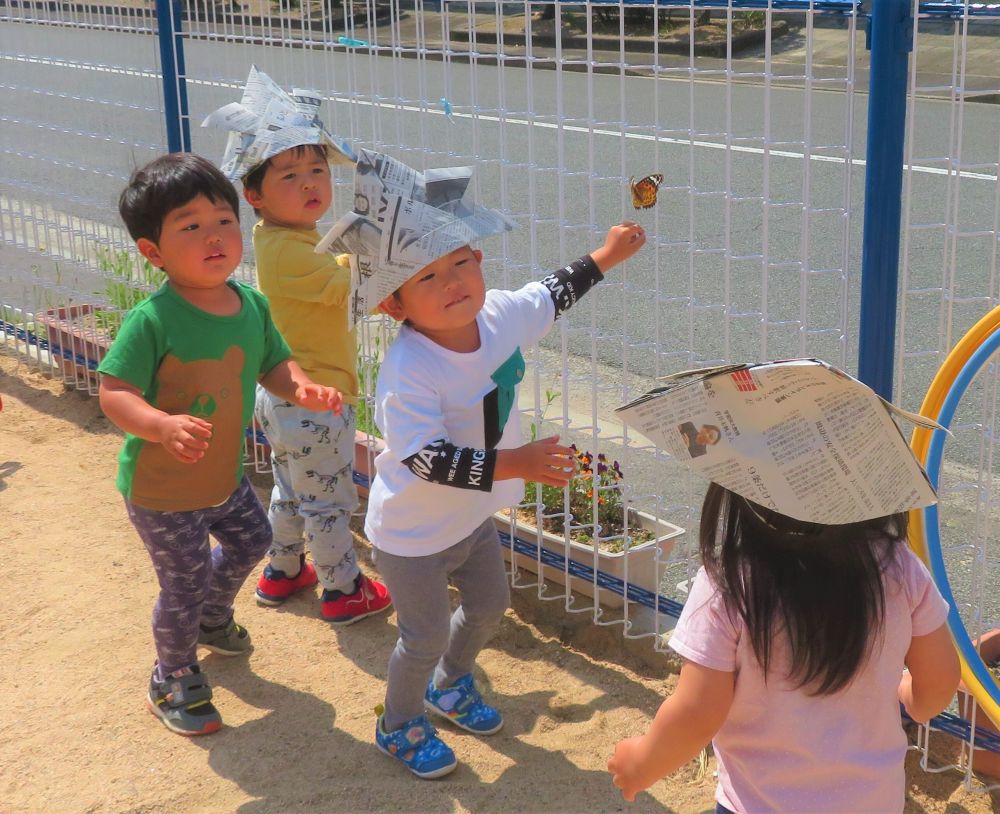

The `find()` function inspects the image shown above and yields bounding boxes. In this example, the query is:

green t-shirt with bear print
[98,281,290,512]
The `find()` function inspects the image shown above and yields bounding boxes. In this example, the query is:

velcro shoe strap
[439,680,482,715]
[162,673,213,709]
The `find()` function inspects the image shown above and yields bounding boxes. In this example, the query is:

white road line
[3,51,996,182]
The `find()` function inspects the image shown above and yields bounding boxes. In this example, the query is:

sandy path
[0,353,993,813]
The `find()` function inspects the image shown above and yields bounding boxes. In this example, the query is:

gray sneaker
[198,617,252,656]
[147,664,222,736]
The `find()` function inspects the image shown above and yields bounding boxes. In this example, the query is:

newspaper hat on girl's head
[315,148,517,328]
[202,65,356,182]
[615,359,941,525]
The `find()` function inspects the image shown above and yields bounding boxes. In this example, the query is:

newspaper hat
[202,65,356,182]
[315,149,517,328]
[615,359,941,525]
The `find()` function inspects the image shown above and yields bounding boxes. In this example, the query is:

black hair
[699,483,908,695]
[118,153,240,243]
[241,143,328,199]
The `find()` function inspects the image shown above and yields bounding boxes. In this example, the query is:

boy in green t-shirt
[98,152,342,737]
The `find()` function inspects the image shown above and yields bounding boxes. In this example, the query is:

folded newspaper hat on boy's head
[615,359,941,525]
[315,148,517,328]
[201,65,356,182]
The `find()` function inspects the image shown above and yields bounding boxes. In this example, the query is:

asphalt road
[4,20,998,407]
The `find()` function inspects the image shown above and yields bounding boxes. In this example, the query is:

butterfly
[629,173,664,210]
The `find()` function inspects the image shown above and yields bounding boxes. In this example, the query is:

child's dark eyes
[417,272,434,283]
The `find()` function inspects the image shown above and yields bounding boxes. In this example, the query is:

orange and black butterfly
[629,173,664,210]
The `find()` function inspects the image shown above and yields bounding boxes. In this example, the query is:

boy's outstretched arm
[539,222,645,319]
[608,659,734,802]
[99,374,212,465]
[259,359,344,414]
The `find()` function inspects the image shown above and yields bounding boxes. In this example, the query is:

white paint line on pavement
[4,52,996,183]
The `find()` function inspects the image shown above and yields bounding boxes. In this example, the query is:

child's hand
[591,222,646,273]
[156,413,213,464]
[608,736,651,802]
[295,384,344,414]
[497,435,575,486]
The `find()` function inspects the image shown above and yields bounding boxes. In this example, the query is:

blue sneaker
[374,707,457,779]
[424,673,503,735]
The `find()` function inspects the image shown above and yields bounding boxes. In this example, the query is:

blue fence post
[858,0,913,400]
[154,0,191,153]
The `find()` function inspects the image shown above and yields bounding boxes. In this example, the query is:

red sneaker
[255,556,318,606]
[321,574,392,625]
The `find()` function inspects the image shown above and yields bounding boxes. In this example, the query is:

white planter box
[494,508,684,609]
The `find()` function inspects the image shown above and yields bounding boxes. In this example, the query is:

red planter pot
[35,304,112,388]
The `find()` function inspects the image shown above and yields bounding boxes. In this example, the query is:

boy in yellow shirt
[205,67,391,624]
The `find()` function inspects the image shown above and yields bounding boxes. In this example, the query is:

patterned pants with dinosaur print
[255,388,360,593]
[125,477,272,677]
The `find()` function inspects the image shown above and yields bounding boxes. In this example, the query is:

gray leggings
[125,477,272,677]
[374,518,511,730]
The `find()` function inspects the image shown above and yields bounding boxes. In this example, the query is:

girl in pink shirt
[609,483,958,813]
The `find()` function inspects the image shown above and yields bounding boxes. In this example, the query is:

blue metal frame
[1,318,100,371]
[857,0,912,400]
[497,527,686,618]
[538,0,1000,18]
[605,0,858,9]
[913,1,1000,17]
[154,0,191,153]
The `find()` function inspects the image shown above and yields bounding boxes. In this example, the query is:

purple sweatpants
[125,477,271,677]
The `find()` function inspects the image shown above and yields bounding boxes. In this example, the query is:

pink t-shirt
[669,545,949,814]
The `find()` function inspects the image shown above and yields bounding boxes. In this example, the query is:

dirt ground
[1,351,997,814]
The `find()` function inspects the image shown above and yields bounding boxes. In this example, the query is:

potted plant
[35,251,163,389]
[35,303,115,389]
[494,446,684,608]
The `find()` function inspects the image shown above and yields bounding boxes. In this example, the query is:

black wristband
[539,254,604,319]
